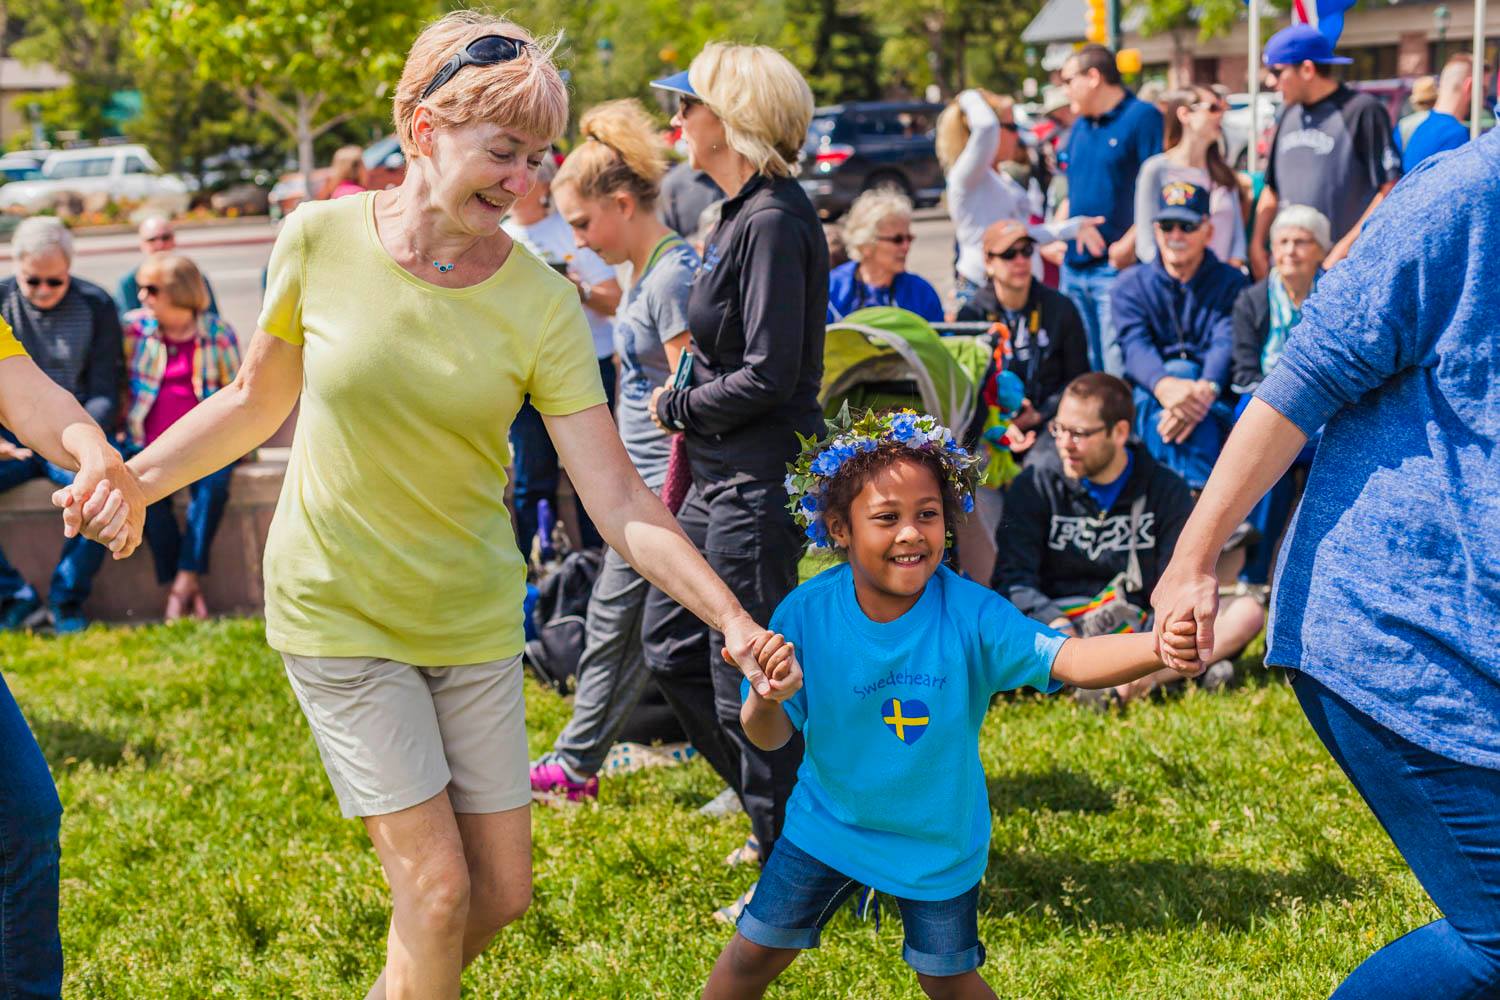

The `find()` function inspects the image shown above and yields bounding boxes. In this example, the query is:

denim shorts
[737,838,986,977]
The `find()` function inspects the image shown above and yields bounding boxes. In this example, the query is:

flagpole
[1472,0,1487,139]
[1248,0,1261,173]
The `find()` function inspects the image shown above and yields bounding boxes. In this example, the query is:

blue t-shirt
[1400,111,1470,172]
[745,563,1065,900]
[1062,92,1163,270]
[826,260,945,324]
[1083,450,1133,513]
[1254,128,1500,769]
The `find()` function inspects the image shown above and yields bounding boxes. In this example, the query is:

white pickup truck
[0,144,190,214]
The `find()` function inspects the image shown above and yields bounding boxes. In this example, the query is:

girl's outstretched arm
[1051,625,1202,689]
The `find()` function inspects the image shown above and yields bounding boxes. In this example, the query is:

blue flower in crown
[785,405,981,550]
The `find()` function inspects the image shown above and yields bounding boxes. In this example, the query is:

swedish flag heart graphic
[881,697,929,745]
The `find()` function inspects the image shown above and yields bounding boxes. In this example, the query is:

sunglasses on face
[875,233,916,246]
[1157,220,1201,235]
[1191,100,1229,114]
[420,35,528,102]
[144,233,174,244]
[140,284,162,297]
[677,94,704,116]
[986,241,1035,261]
[999,121,1021,133]
[23,276,65,289]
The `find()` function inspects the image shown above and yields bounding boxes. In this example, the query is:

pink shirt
[142,338,199,445]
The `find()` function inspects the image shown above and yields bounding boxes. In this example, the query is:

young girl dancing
[702,408,1202,1000]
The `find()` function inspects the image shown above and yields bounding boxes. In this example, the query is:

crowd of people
[0,9,1495,1000]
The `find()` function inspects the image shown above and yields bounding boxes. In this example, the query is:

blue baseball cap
[1157,180,1211,225]
[649,70,697,99]
[1263,24,1352,66]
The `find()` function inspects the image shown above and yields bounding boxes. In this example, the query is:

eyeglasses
[986,242,1035,261]
[677,94,704,116]
[420,35,528,102]
[23,276,65,289]
[875,233,916,246]
[1048,421,1108,442]
[1157,220,1201,234]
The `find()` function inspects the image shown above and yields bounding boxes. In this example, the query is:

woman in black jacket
[1230,204,1328,583]
[645,44,827,920]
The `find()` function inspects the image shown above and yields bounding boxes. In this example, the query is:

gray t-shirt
[1265,84,1400,243]
[615,239,699,488]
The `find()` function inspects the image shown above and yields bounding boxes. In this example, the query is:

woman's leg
[1292,672,1500,1000]
[454,808,532,960]
[178,464,234,579]
[141,498,182,587]
[0,669,63,1000]
[362,792,472,1000]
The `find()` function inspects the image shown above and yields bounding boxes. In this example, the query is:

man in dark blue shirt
[1111,180,1246,491]
[1402,53,1474,171]
[1058,44,1163,378]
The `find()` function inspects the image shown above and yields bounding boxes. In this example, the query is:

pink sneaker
[529,759,599,804]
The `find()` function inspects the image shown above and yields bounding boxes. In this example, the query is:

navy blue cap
[649,70,697,98]
[1263,24,1352,66]
[1157,180,1211,225]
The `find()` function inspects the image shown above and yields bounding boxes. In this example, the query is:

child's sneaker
[529,757,598,804]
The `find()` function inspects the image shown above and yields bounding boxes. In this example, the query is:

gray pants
[550,547,655,777]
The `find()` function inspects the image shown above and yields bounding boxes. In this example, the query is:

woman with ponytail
[530,99,707,802]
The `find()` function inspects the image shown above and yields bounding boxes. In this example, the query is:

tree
[1130,0,1247,83]
[4,0,139,142]
[134,0,434,200]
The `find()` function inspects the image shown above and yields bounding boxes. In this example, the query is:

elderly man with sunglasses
[114,214,220,320]
[0,217,123,633]
[1111,180,1247,493]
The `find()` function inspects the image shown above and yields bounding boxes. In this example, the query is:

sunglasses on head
[1157,220,1201,234]
[986,241,1035,261]
[875,233,916,246]
[420,35,528,102]
[23,276,65,289]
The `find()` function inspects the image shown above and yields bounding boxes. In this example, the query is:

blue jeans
[1061,262,1122,375]
[1133,358,1233,492]
[1292,671,1500,999]
[0,669,63,999]
[738,838,985,977]
[510,358,616,557]
[141,463,234,585]
[0,437,107,609]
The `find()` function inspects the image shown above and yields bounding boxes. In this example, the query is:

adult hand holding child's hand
[752,631,803,703]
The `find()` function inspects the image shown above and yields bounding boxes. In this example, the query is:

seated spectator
[318,144,369,199]
[957,219,1089,469]
[0,218,122,633]
[122,253,241,620]
[115,215,219,319]
[1113,180,1247,490]
[992,373,1265,702]
[825,189,943,322]
[1230,204,1330,584]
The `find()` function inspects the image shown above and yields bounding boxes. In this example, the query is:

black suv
[798,101,945,220]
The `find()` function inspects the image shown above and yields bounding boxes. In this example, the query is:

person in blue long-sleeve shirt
[1153,127,1500,999]
[1110,180,1246,490]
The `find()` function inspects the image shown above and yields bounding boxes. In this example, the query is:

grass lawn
[6,618,1431,998]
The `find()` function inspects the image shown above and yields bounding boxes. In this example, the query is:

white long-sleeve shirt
[947,89,1086,286]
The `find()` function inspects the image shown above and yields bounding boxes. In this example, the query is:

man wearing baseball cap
[1112,181,1246,491]
[1250,24,1399,280]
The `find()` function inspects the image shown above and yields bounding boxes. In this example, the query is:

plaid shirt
[123,309,241,447]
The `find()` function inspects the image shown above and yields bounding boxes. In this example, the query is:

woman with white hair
[1229,203,1331,585]
[59,14,790,997]
[646,43,826,920]
[826,188,943,322]
[937,89,1103,310]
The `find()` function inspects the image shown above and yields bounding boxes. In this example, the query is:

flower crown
[784,406,980,549]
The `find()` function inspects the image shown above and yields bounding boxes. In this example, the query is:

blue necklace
[432,260,456,273]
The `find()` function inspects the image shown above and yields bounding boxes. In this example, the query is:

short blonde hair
[936,90,1012,172]
[689,43,813,179]
[137,253,211,314]
[393,12,568,158]
[842,189,913,263]
[554,99,668,209]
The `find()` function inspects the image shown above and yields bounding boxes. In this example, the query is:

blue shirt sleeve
[976,588,1067,696]
[1254,158,1460,435]
[898,273,946,323]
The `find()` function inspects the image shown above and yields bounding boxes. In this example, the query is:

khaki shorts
[281,653,529,819]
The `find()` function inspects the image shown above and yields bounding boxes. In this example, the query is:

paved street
[61,206,963,337]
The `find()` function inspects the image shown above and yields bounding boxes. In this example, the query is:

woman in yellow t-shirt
[0,317,141,997]
[56,13,797,997]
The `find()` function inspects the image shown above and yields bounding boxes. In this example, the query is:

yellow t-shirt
[258,193,606,666]
[0,315,26,361]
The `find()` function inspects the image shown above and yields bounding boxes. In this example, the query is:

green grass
[6,619,1431,998]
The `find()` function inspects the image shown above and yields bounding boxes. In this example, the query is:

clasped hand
[50,457,145,559]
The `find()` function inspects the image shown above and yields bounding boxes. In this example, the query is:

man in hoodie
[1112,180,1247,491]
